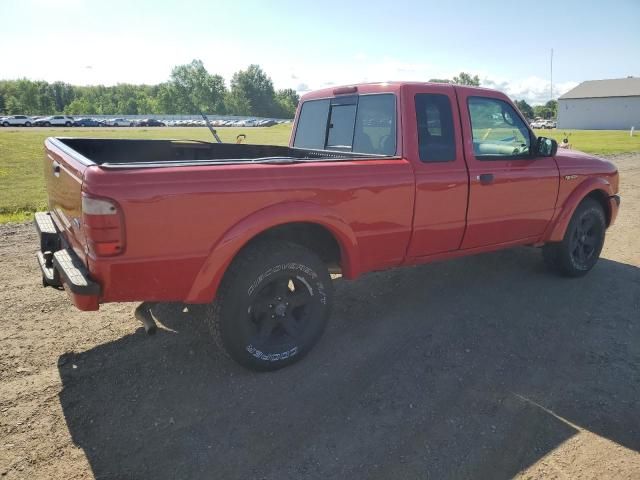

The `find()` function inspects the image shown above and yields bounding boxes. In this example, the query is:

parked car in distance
[134,118,166,127]
[36,81,620,372]
[73,118,105,127]
[530,120,545,128]
[2,115,34,127]
[34,115,75,127]
[106,118,133,127]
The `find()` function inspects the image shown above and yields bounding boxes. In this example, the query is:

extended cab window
[415,94,456,162]
[468,97,532,159]
[293,94,396,155]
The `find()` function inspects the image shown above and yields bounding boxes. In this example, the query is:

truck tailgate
[44,138,90,264]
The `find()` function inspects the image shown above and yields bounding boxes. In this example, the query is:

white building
[557,77,640,130]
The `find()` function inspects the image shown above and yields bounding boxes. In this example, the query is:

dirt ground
[1,154,639,480]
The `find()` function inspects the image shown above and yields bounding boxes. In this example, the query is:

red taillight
[82,194,125,256]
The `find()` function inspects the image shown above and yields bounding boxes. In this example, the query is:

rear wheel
[65,121,71,127]
[542,198,606,277]
[25,121,32,127]
[208,240,333,371]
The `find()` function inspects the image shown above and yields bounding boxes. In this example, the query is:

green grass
[0,125,638,224]
[532,129,640,155]
[0,124,292,223]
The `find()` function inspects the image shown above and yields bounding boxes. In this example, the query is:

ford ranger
[35,82,620,371]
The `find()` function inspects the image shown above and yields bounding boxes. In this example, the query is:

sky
[1,0,639,105]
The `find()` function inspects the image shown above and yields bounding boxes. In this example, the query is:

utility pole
[550,48,554,101]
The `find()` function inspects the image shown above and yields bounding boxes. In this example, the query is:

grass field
[0,125,292,223]
[0,126,638,223]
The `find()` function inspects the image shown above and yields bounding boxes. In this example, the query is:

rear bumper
[34,212,101,311]
[609,194,620,226]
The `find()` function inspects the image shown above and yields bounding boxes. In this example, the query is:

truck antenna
[200,112,222,143]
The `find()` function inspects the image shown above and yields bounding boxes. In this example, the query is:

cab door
[403,84,469,258]
[456,88,559,249]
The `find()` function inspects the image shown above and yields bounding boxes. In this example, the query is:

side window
[293,99,330,149]
[293,94,396,155]
[415,94,456,162]
[468,97,532,159]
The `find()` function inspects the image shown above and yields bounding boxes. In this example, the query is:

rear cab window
[293,94,396,156]
[415,94,456,162]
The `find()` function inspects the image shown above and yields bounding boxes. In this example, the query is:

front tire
[542,198,606,277]
[208,240,333,371]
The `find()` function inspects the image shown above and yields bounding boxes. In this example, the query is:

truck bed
[54,138,381,168]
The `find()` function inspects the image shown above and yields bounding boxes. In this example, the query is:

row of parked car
[0,115,289,128]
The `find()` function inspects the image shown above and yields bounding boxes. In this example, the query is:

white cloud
[480,75,578,104]
[273,58,578,105]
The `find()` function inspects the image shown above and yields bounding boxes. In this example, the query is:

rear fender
[185,202,360,303]
[545,177,614,243]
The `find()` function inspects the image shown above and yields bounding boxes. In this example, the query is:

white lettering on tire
[246,344,299,362]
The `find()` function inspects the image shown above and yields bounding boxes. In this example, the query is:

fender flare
[546,177,614,243]
[184,201,360,303]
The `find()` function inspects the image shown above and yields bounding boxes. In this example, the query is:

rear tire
[207,240,333,371]
[542,198,606,277]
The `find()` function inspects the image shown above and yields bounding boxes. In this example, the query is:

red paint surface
[42,82,620,311]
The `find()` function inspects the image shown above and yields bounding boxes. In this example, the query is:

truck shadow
[57,247,640,479]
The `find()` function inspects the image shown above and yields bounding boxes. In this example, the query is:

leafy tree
[452,72,481,86]
[5,96,21,114]
[64,98,96,115]
[545,100,557,118]
[168,59,226,114]
[274,88,299,118]
[51,82,75,112]
[229,64,277,117]
[515,99,534,119]
[531,100,558,120]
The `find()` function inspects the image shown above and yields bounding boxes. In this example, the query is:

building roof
[560,77,640,100]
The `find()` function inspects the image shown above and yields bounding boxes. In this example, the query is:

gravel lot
[1,154,639,479]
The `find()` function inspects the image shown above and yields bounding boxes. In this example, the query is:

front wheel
[542,198,606,277]
[208,240,333,371]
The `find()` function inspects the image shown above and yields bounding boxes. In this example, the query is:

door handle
[477,173,494,185]
[52,161,61,177]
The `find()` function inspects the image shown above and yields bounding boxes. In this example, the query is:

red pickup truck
[35,82,620,370]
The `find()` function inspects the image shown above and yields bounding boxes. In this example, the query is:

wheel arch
[546,177,614,243]
[185,202,360,303]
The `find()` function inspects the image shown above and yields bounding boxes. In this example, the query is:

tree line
[0,60,300,118]
[0,65,557,120]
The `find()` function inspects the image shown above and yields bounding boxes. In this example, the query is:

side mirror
[536,137,558,157]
